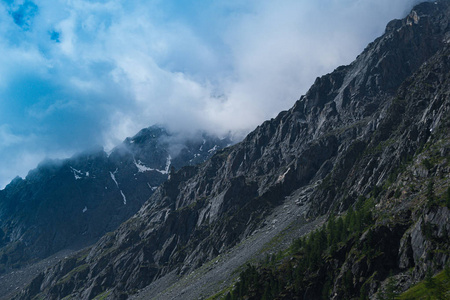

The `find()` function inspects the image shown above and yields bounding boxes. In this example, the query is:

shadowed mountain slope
[0,126,231,275]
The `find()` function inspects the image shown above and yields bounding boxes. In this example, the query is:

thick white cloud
[0,0,427,188]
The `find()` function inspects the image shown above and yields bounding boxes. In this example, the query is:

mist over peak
[0,0,428,189]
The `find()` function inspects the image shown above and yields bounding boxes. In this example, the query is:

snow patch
[134,155,171,175]
[70,167,90,180]
[276,168,291,183]
[70,167,83,180]
[134,159,153,173]
[110,170,119,187]
[147,183,158,191]
[208,145,219,153]
[106,148,113,158]
[199,139,206,151]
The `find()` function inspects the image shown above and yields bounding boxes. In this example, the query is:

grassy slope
[399,270,450,300]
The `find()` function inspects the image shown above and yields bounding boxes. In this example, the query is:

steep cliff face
[13,1,450,299]
[0,126,231,274]
[225,42,450,300]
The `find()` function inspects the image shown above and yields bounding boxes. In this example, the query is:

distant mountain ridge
[0,125,232,274]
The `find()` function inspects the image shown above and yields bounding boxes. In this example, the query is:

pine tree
[342,270,353,296]
[322,279,332,300]
[425,268,435,289]
[345,207,356,233]
[445,262,450,279]
[262,285,271,300]
[360,283,369,300]
[270,276,278,297]
[434,280,445,300]
[446,187,450,208]
[225,292,232,300]
[336,217,345,241]
[426,180,435,204]
[385,275,398,300]
[327,216,337,247]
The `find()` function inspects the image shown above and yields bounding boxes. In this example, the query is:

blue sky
[0,0,425,188]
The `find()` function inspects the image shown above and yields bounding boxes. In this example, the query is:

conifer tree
[425,268,435,289]
[385,275,398,300]
[446,187,450,208]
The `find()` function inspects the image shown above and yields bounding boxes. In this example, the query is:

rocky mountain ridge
[218,39,450,300]
[12,1,450,299]
[0,126,231,276]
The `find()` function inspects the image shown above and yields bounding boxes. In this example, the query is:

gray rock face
[13,1,450,299]
[400,207,450,278]
[0,126,231,274]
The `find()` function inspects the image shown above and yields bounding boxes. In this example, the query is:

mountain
[12,1,450,299]
[0,126,232,275]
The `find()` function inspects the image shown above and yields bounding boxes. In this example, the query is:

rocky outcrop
[13,1,450,299]
[0,126,231,274]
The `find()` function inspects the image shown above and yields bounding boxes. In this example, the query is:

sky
[0,0,427,189]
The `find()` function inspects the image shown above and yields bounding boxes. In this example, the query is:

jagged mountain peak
[0,124,230,289]
[300,0,449,117]
[123,125,168,146]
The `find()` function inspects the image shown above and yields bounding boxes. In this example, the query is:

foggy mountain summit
[9,1,450,299]
[0,0,434,190]
[0,126,231,290]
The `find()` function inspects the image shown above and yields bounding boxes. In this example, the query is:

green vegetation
[377,273,399,300]
[224,197,375,300]
[446,187,450,208]
[426,181,450,209]
[398,269,450,300]
[206,286,234,300]
[93,290,112,300]
[57,264,89,285]
[427,180,435,203]
[422,158,434,171]
[364,139,395,156]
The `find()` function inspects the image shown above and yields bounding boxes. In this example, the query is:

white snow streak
[199,139,206,151]
[120,190,127,205]
[70,167,83,180]
[147,182,157,191]
[208,145,219,153]
[164,155,172,174]
[110,169,126,205]
[110,170,119,187]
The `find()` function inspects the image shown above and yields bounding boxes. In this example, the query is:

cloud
[6,0,39,30]
[0,0,426,188]
[0,125,25,147]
